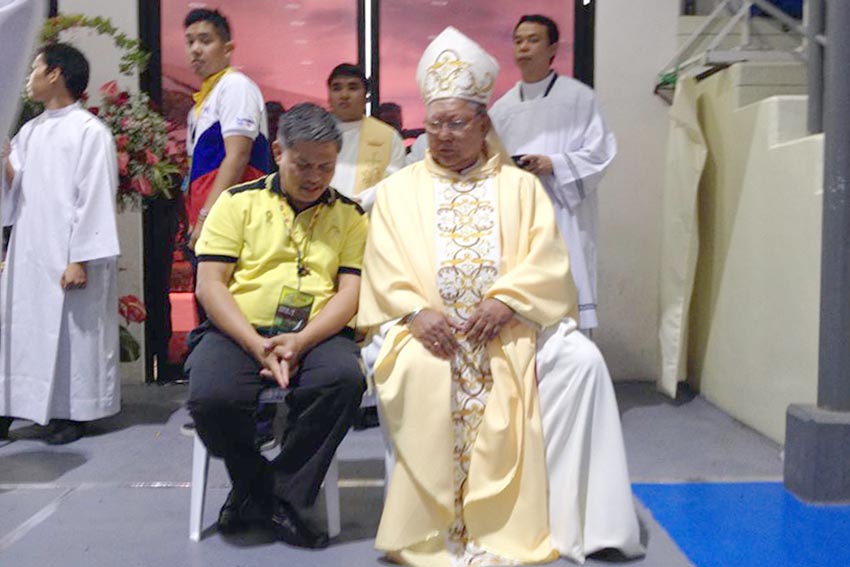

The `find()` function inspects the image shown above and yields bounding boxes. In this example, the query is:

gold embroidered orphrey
[435,175,516,566]
[423,49,495,103]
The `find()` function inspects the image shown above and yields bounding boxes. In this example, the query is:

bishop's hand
[463,298,514,346]
[408,308,463,360]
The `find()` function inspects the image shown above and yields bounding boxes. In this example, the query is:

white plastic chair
[188,387,341,541]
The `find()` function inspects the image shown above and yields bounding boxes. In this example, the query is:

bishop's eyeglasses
[423,115,479,135]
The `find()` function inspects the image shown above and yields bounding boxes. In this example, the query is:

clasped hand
[253,333,303,388]
[409,299,514,360]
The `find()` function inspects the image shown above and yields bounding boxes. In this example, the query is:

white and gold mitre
[416,26,499,105]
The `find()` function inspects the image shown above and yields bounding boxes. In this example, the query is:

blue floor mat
[633,482,850,567]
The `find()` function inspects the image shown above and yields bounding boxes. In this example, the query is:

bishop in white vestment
[360,27,643,566]
[489,15,616,331]
[1,44,120,440]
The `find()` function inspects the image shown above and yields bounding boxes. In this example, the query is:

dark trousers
[143,196,180,381]
[186,326,365,507]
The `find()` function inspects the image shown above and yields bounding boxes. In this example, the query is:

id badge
[273,285,314,333]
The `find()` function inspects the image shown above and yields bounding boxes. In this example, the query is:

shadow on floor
[0,449,87,483]
[86,384,185,437]
[615,382,697,415]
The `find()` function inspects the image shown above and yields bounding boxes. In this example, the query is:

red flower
[117,151,130,175]
[165,140,180,157]
[88,106,99,116]
[119,295,146,324]
[116,91,130,106]
[115,134,129,151]
[131,175,154,197]
[99,80,119,101]
[145,149,159,165]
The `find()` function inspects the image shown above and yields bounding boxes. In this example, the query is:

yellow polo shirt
[196,172,368,327]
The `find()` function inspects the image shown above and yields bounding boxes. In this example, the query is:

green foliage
[41,14,150,76]
[119,325,141,362]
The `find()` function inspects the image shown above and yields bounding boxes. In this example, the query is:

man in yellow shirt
[186,103,367,549]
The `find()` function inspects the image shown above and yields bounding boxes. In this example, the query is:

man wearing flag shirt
[184,8,270,251]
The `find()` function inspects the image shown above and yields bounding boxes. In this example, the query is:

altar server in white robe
[490,14,616,331]
[327,63,406,212]
[0,43,120,445]
[360,27,643,565]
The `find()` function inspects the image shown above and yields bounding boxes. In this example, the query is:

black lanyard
[519,73,558,102]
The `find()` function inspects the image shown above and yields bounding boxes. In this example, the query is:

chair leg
[189,433,210,542]
[323,454,341,538]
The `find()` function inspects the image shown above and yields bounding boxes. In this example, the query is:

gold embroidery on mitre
[423,49,495,103]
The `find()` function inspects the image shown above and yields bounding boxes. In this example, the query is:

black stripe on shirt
[197,254,238,263]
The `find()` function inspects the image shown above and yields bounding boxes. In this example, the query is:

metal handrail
[660,0,818,78]
[658,0,734,76]
[703,1,752,54]
[659,0,824,133]
[751,0,822,43]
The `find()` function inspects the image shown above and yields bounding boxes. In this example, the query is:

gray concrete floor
[0,382,783,566]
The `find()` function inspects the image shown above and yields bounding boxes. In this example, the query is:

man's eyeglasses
[423,116,478,134]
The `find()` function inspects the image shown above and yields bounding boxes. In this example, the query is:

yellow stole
[193,67,231,118]
[352,116,397,195]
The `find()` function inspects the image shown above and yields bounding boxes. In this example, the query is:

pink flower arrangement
[100,80,119,99]
[119,294,146,325]
[89,82,185,209]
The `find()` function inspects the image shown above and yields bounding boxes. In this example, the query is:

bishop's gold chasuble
[359,149,577,566]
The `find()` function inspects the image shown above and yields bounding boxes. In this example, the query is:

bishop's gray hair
[277,103,342,151]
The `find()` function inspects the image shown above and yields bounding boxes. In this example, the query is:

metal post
[806,0,825,133]
[784,0,850,504]
[817,0,850,411]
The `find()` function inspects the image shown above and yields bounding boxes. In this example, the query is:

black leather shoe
[218,490,271,534]
[271,499,329,549]
[45,420,84,445]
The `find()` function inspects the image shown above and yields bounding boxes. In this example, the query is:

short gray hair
[277,103,342,151]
